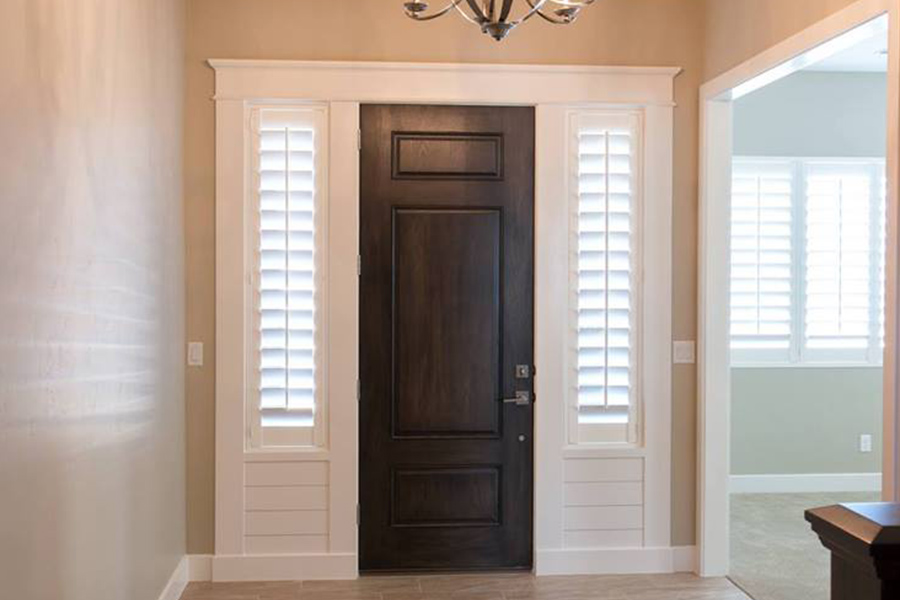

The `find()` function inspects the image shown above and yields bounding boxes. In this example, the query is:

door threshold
[359,566,534,576]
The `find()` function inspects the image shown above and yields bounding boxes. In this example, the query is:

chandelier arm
[510,0,554,24]
[405,0,586,37]
[453,1,481,24]
[522,0,570,23]
[463,0,489,22]
[408,0,468,21]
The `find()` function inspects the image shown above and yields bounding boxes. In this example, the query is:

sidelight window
[730,157,886,366]
[569,112,642,445]
[248,107,328,448]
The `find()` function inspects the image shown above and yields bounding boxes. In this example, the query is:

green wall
[731,368,882,475]
[733,71,888,158]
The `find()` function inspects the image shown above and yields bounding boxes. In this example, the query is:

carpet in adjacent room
[729,492,879,600]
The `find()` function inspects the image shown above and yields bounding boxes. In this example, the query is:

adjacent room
[727,20,889,600]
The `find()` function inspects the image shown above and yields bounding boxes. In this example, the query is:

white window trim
[213,60,677,579]
[566,110,645,446]
[537,99,673,557]
[246,104,330,450]
[730,155,886,368]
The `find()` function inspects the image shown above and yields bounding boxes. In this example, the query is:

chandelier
[403,0,596,41]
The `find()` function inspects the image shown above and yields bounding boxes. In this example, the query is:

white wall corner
[157,556,190,600]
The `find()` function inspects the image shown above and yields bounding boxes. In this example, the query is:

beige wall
[703,0,864,79]
[0,1,186,599]
[184,0,876,553]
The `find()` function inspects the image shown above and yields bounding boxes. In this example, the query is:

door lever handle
[503,391,532,406]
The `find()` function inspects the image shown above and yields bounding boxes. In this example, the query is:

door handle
[503,391,532,406]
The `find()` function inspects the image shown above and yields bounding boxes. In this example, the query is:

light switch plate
[673,341,696,365]
[188,342,204,367]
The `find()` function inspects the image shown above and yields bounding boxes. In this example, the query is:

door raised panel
[392,133,504,180]
[392,208,501,438]
[391,466,501,527]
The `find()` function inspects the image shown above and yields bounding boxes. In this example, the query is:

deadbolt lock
[515,364,531,379]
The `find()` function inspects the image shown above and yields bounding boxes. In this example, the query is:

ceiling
[805,32,888,73]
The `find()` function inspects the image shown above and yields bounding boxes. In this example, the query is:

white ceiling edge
[804,26,888,73]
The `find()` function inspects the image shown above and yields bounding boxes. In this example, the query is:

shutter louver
[804,165,872,353]
[575,121,637,441]
[255,111,318,437]
[730,160,794,358]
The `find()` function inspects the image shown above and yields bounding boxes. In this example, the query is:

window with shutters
[730,157,885,366]
[569,112,642,445]
[730,159,795,363]
[248,106,328,448]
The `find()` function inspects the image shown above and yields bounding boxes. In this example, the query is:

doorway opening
[726,22,888,600]
[698,0,900,589]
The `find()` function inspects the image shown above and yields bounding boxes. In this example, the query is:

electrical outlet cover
[860,434,873,453]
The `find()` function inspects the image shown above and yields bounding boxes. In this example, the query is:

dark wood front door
[359,105,535,572]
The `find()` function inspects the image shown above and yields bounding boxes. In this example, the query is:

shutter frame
[248,106,329,449]
[729,158,795,364]
[568,111,643,446]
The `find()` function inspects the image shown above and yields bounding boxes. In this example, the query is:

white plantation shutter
[251,108,327,448]
[804,163,873,358]
[730,160,794,361]
[571,113,641,445]
[729,157,885,366]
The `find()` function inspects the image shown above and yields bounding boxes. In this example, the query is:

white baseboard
[672,545,697,573]
[158,556,189,600]
[209,553,357,582]
[535,546,697,576]
[187,554,213,582]
[730,473,882,494]
[187,548,696,582]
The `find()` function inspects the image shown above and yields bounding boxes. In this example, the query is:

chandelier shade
[403,0,596,41]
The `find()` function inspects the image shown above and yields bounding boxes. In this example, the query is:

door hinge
[356,504,360,526]
[356,379,361,402]
[357,129,362,151]
[357,255,362,276]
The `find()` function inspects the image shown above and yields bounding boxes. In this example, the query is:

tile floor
[180,572,751,600]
